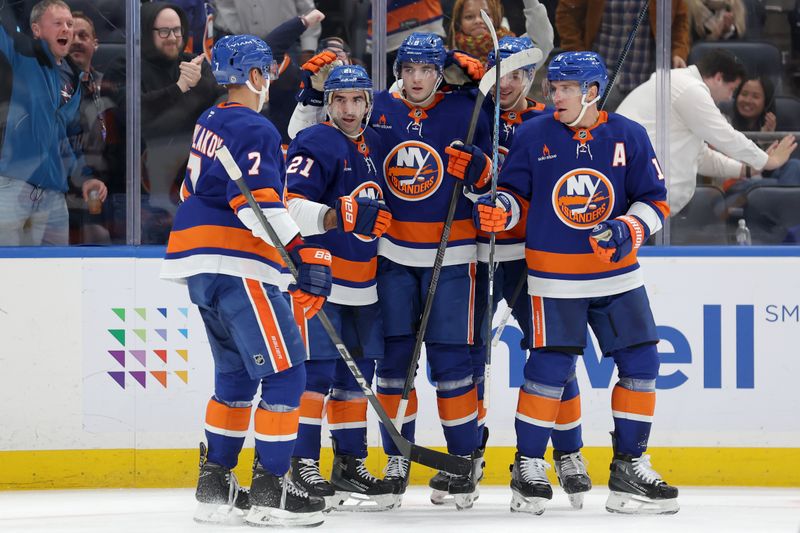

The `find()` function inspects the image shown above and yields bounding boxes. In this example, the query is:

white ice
[1,486,798,533]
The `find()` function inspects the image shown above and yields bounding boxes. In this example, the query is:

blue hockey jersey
[369,90,492,267]
[161,103,295,289]
[498,111,670,298]
[286,122,386,306]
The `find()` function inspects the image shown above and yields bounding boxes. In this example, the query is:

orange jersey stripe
[244,278,291,372]
[477,398,487,422]
[387,218,476,245]
[526,248,638,275]
[254,407,300,437]
[436,388,478,422]
[555,395,582,425]
[377,390,418,418]
[167,225,285,265]
[331,256,377,284]
[299,391,325,419]
[327,397,368,425]
[517,389,561,423]
[612,386,656,417]
[229,188,282,212]
[368,0,442,35]
[205,398,251,431]
[651,200,670,219]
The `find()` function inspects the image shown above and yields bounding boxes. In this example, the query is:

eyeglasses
[154,26,182,38]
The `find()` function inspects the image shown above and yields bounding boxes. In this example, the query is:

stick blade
[479,48,544,96]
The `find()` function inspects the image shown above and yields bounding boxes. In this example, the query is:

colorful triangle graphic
[108,371,125,388]
[108,350,125,367]
[134,308,147,320]
[133,329,147,342]
[155,329,167,341]
[112,308,126,321]
[108,329,125,346]
[129,371,146,388]
[174,370,189,384]
[130,350,146,367]
[176,349,189,362]
[154,349,168,364]
[150,371,167,388]
[157,307,168,318]
[178,307,189,318]
[178,328,188,339]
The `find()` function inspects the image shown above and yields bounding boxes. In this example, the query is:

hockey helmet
[324,65,374,137]
[393,32,447,79]
[486,36,536,72]
[211,34,277,85]
[546,51,608,98]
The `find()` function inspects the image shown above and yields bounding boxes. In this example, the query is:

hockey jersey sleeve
[285,127,336,236]
[492,121,536,230]
[622,122,671,235]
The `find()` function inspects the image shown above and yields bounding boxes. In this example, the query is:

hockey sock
[611,345,659,456]
[328,390,368,457]
[254,364,305,476]
[550,369,584,453]
[375,387,418,456]
[204,397,252,469]
[436,380,480,455]
[293,360,335,460]
[376,336,418,455]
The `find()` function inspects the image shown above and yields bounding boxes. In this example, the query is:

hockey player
[160,35,332,527]
[284,64,396,512]
[288,33,493,510]
[473,51,679,515]
[453,36,592,510]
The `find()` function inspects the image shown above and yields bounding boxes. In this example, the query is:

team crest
[383,141,443,201]
[350,181,384,242]
[551,168,615,229]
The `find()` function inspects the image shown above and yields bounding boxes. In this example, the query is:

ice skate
[447,457,477,511]
[245,458,325,528]
[430,427,488,506]
[331,454,396,511]
[509,453,552,515]
[428,470,451,505]
[383,455,411,508]
[290,457,335,511]
[193,443,249,525]
[606,452,679,515]
[553,450,592,510]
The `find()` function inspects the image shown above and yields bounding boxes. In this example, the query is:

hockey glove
[335,196,393,238]
[443,50,485,87]
[589,215,650,264]
[473,193,513,233]
[287,242,333,318]
[296,51,342,107]
[445,141,492,190]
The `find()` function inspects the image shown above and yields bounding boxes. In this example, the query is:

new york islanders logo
[383,141,443,201]
[350,181,384,242]
[551,168,615,229]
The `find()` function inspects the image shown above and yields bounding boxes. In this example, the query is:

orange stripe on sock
[437,387,478,422]
[254,407,300,437]
[299,391,325,420]
[517,389,560,422]
[611,386,656,417]
[377,390,418,418]
[205,398,251,431]
[327,397,368,425]
[555,395,582,425]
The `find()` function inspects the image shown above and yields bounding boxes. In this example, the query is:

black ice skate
[193,442,250,525]
[331,454,396,511]
[606,452,679,515]
[509,453,553,515]
[430,427,488,506]
[553,449,592,510]
[246,457,326,527]
[382,455,411,508]
[447,457,478,511]
[428,470,452,505]
[290,457,335,511]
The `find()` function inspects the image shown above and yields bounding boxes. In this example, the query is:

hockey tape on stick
[216,146,471,476]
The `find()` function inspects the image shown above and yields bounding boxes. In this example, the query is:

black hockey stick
[392,45,542,430]
[216,145,471,476]
[493,0,650,341]
[483,8,501,410]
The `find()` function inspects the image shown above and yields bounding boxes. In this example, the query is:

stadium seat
[670,184,729,244]
[774,96,800,131]
[743,185,800,243]
[688,41,783,92]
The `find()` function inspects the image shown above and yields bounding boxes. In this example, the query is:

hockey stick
[482,8,500,411]
[392,45,542,431]
[493,0,650,343]
[216,145,471,477]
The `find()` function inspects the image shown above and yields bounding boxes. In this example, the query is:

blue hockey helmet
[393,32,447,78]
[547,51,608,98]
[211,34,276,85]
[487,36,536,71]
[324,64,373,94]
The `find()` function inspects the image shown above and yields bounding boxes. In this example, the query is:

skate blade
[453,491,477,511]
[322,495,335,513]
[510,492,548,515]
[605,491,680,515]
[245,505,325,527]
[430,488,452,505]
[566,492,585,510]
[332,491,396,512]
[193,502,244,525]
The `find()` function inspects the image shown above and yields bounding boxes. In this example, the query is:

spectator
[686,0,746,41]
[616,48,797,215]
[66,11,113,244]
[556,0,690,110]
[212,0,322,62]
[0,0,106,246]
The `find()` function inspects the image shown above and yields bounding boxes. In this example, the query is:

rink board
[0,247,799,489]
